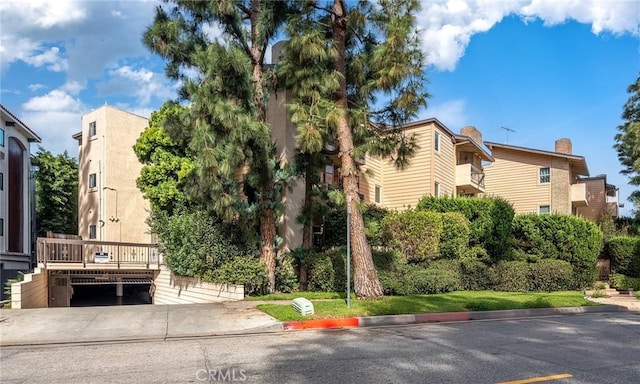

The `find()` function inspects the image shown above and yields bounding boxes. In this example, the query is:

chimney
[460,126,482,146]
[555,138,572,154]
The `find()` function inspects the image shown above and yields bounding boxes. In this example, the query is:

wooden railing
[37,238,160,269]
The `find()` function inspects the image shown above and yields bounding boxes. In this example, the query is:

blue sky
[1,0,639,214]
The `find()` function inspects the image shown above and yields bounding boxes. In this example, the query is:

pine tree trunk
[332,0,383,299]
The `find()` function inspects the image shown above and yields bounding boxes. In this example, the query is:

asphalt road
[1,312,639,384]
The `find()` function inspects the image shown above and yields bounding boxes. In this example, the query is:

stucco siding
[153,266,244,305]
[576,178,606,220]
[11,268,48,309]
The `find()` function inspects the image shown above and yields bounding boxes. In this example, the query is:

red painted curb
[414,312,471,323]
[283,317,360,330]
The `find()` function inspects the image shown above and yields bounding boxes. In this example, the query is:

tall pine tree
[614,74,640,213]
[143,0,293,292]
[279,0,428,298]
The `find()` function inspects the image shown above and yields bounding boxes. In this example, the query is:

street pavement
[0,295,638,346]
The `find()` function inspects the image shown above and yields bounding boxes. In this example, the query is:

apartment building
[359,120,494,210]
[73,105,152,244]
[0,105,41,299]
[483,138,591,215]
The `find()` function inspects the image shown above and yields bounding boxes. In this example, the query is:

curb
[282,304,630,331]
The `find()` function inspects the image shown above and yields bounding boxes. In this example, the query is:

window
[0,127,4,147]
[374,185,381,204]
[0,172,3,190]
[89,173,97,189]
[89,225,97,239]
[434,181,440,197]
[434,132,440,152]
[0,218,3,236]
[539,167,550,183]
[89,121,97,137]
[539,205,550,215]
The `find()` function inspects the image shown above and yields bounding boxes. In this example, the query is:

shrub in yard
[511,214,603,287]
[275,252,299,293]
[528,259,577,291]
[610,273,640,291]
[207,256,268,295]
[395,264,462,295]
[306,251,336,292]
[321,203,389,248]
[605,236,640,278]
[381,210,443,262]
[439,212,470,259]
[459,259,492,290]
[491,261,531,292]
[417,195,514,262]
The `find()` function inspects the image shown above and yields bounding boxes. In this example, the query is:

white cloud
[418,0,640,71]
[21,46,68,71]
[418,99,468,129]
[23,110,82,156]
[98,64,175,106]
[23,89,84,113]
[28,83,46,91]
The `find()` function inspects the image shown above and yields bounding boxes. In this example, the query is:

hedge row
[511,214,603,287]
[604,237,640,278]
[304,250,580,295]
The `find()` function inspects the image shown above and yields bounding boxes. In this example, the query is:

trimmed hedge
[511,214,603,287]
[381,210,443,262]
[321,204,390,248]
[610,273,640,291]
[440,212,470,259]
[417,196,514,262]
[605,237,640,278]
[528,259,576,291]
[491,261,531,292]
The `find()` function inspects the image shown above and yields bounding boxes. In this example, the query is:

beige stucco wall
[153,266,244,304]
[550,157,571,214]
[576,178,606,221]
[77,106,151,244]
[11,268,48,309]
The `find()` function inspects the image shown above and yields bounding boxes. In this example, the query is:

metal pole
[346,195,351,308]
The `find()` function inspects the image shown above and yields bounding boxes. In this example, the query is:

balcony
[456,163,485,194]
[37,238,161,270]
[571,183,588,207]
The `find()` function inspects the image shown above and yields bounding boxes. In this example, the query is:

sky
[1,0,639,214]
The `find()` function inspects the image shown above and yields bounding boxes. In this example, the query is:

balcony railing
[456,163,485,193]
[37,238,160,269]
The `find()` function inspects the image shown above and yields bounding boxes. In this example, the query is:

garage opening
[49,271,154,307]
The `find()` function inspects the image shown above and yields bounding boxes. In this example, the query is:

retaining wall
[153,266,244,305]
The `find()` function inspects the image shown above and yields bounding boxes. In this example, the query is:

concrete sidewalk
[0,302,281,347]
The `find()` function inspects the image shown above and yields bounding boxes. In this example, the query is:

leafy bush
[394,262,462,295]
[151,208,247,277]
[306,252,336,292]
[605,237,640,278]
[528,259,577,291]
[610,274,640,291]
[417,196,514,262]
[439,212,470,259]
[511,214,603,287]
[491,261,531,292]
[460,259,491,290]
[321,203,389,248]
[275,252,299,293]
[381,210,443,262]
[207,256,268,295]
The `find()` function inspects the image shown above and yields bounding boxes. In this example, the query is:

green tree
[143,0,294,292]
[278,0,428,298]
[133,102,194,216]
[32,148,78,236]
[614,74,640,213]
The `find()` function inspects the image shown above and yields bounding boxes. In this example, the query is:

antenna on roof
[501,126,515,143]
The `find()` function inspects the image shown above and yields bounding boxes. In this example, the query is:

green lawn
[256,291,598,321]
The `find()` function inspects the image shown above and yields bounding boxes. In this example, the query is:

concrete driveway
[0,301,280,346]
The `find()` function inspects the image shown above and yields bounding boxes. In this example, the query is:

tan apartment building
[483,138,591,215]
[359,120,494,210]
[73,105,152,244]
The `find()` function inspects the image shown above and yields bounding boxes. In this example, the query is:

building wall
[77,106,151,244]
[1,109,37,268]
[483,148,553,214]
[550,157,571,214]
[576,178,606,220]
[153,266,244,304]
[10,267,48,309]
